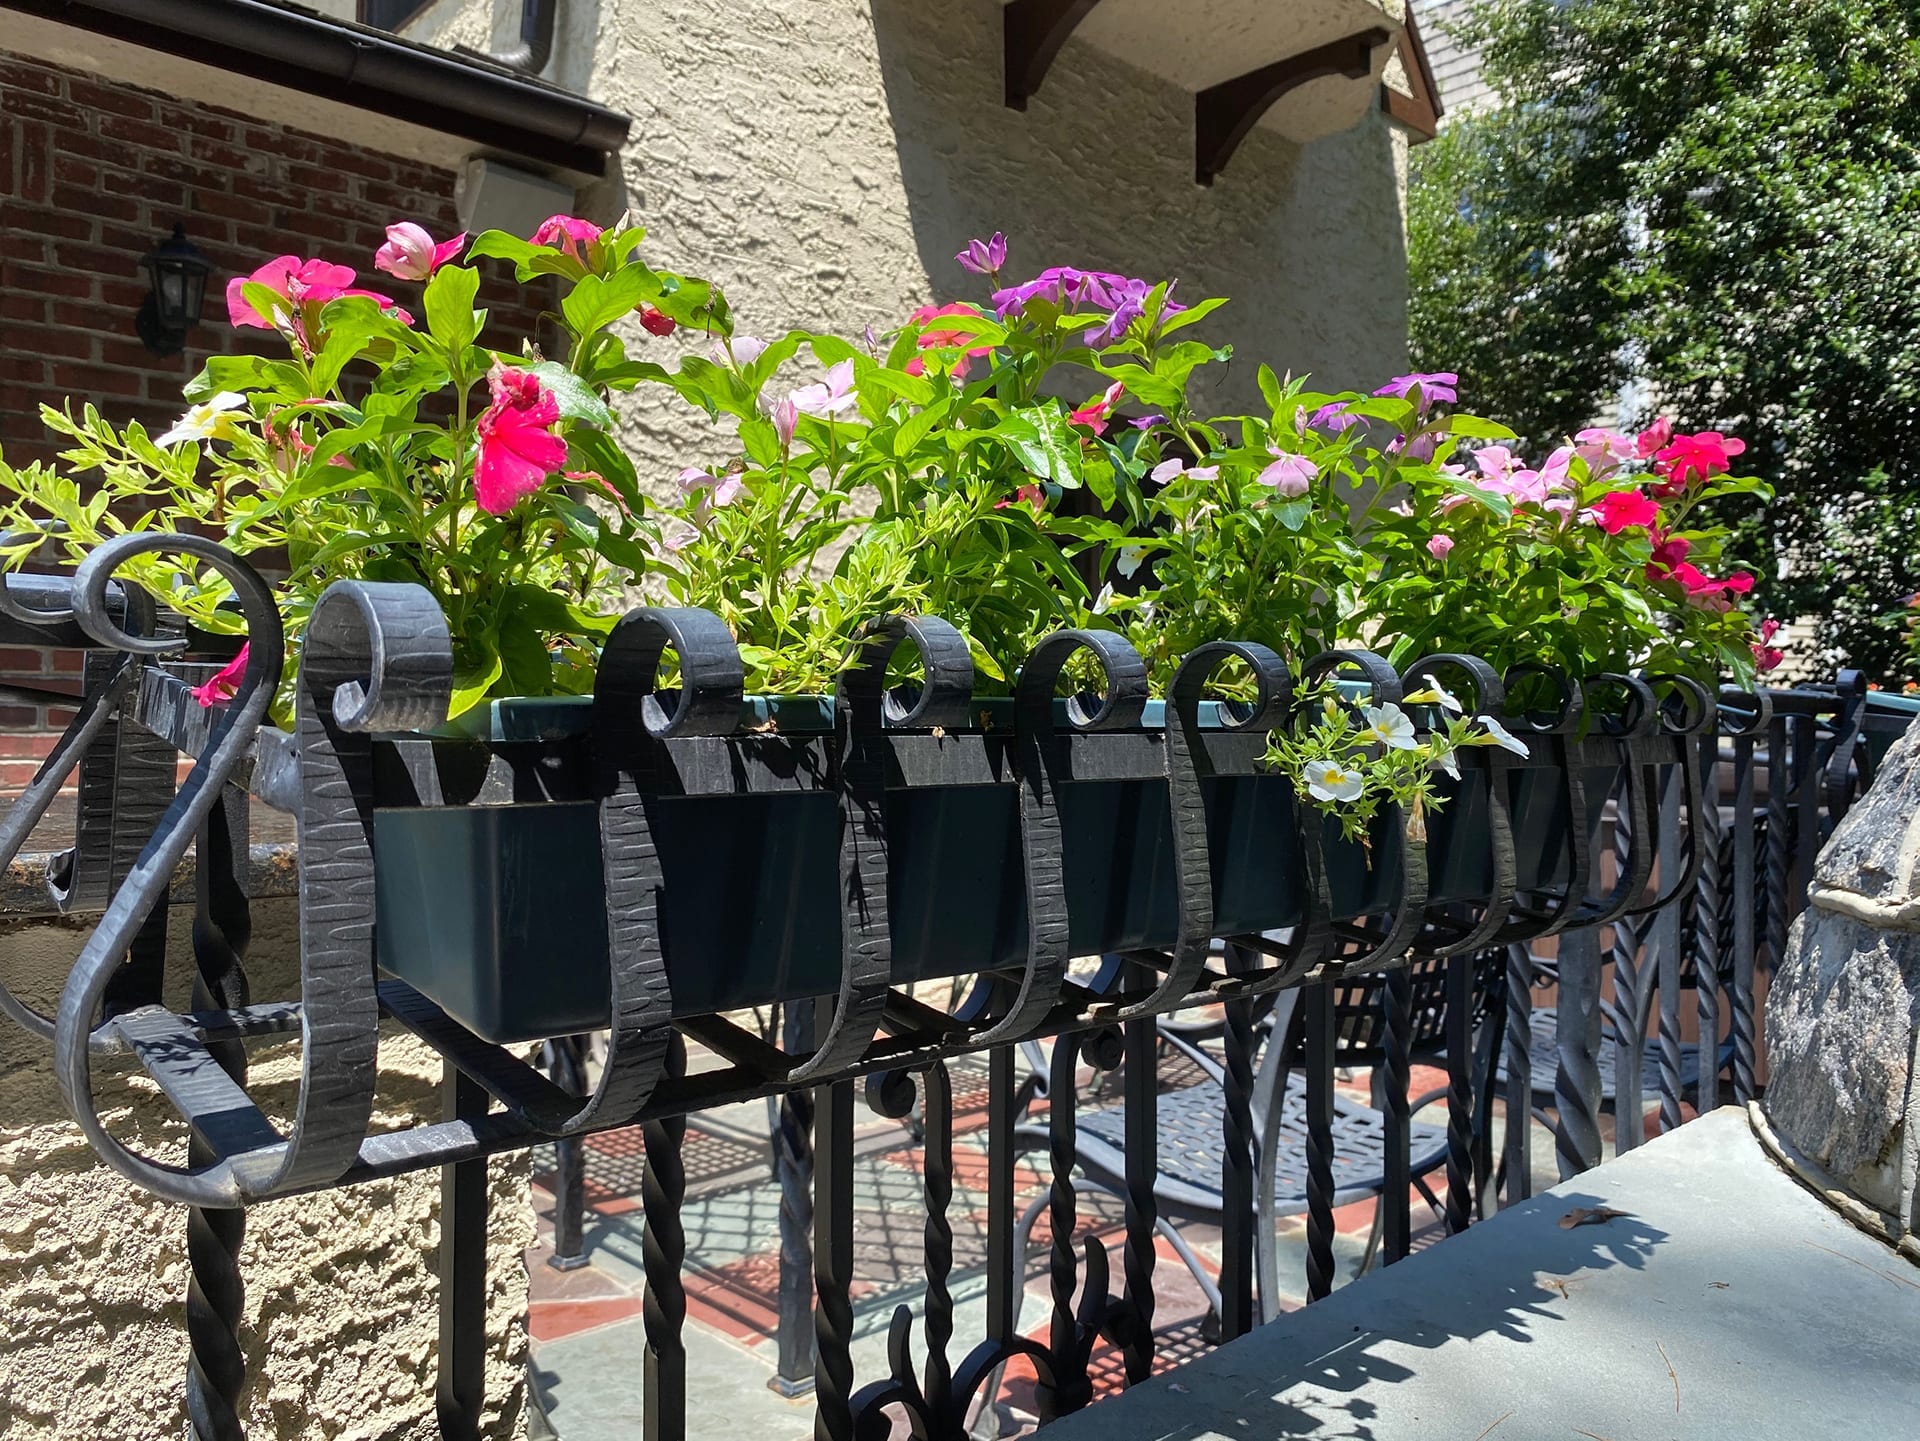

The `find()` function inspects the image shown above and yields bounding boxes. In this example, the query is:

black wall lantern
[137,223,214,356]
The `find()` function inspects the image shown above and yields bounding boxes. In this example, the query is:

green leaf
[892,397,949,458]
[183,355,299,401]
[529,362,615,429]
[562,268,653,337]
[499,611,556,696]
[1161,296,1230,338]
[449,643,505,717]
[994,407,1083,488]
[422,264,483,354]
[469,230,586,283]
[1273,498,1312,532]
[1258,364,1285,416]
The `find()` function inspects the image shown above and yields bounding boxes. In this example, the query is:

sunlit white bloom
[157,392,247,448]
[713,334,768,370]
[1303,759,1364,803]
[1092,582,1115,614]
[1404,674,1464,713]
[1150,458,1186,483]
[1358,702,1418,750]
[1117,546,1147,579]
[1433,741,1461,780]
[1474,714,1531,757]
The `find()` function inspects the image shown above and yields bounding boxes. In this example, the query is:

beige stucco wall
[0,901,533,1440]
[546,0,1412,501]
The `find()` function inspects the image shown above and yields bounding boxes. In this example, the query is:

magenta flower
[994,482,1047,515]
[1427,534,1454,561]
[190,645,250,708]
[474,364,568,515]
[374,222,467,281]
[638,305,677,337]
[1653,430,1747,486]
[531,214,603,263]
[956,232,1008,275]
[1473,444,1520,487]
[1129,414,1166,430]
[991,266,1181,347]
[1307,401,1361,434]
[226,255,405,330]
[1391,431,1440,463]
[1259,447,1318,497]
[1592,489,1660,535]
[1635,417,1675,458]
[1374,371,1459,415]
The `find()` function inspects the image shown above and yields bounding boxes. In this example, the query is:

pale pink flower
[374,222,466,280]
[1427,534,1454,561]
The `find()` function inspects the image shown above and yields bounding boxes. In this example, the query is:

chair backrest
[1264,952,1503,1073]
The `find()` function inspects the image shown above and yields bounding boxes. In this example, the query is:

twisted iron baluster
[1693,740,1724,1116]
[773,1001,817,1397]
[921,1062,955,1415]
[1443,955,1473,1235]
[1731,731,1759,1102]
[1500,943,1533,1206]
[813,1079,857,1441]
[1219,948,1256,1335]
[643,1035,689,1441]
[1654,767,1685,1138]
[1380,966,1413,1262]
[1303,982,1336,1303]
[1041,1034,1089,1418]
[1120,995,1157,1385]
[1553,926,1605,1179]
[185,786,250,1441]
[1765,713,1791,978]
[1608,786,1646,1153]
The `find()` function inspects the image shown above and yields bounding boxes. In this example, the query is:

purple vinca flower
[1373,371,1459,415]
[956,232,1008,276]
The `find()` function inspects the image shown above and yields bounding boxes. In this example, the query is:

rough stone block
[1814,715,1920,907]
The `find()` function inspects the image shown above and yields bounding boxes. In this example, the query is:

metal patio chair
[1008,952,1508,1330]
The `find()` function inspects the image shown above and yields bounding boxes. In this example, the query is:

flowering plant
[0,215,725,717]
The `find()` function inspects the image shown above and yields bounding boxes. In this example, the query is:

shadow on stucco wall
[865,0,1410,405]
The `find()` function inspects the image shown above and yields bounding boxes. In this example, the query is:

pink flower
[226,255,405,330]
[473,363,567,514]
[714,334,768,370]
[1645,532,1692,581]
[1757,617,1781,643]
[1373,371,1458,414]
[1473,445,1520,488]
[956,232,1007,276]
[995,482,1046,515]
[768,396,800,448]
[1575,427,1633,478]
[1390,431,1440,463]
[1635,417,1675,458]
[1752,643,1785,673]
[1592,489,1660,535]
[190,645,250,708]
[906,302,994,380]
[531,214,603,262]
[1307,401,1361,433]
[791,360,860,420]
[1427,534,1454,561]
[1068,380,1126,435]
[1259,447,1318,497]
[678,465,745,524]
[638,305,677,337]
[1653,430,1747,488]
[374,222,467,281]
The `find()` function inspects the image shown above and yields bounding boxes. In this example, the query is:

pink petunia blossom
[374,222,467,281]
[190,645,250,708]
[1427,534,1454,561]
[531,214,603,263]
[1259,447,1318,498]
[1592,489,1660,534]
[473,363,567,514]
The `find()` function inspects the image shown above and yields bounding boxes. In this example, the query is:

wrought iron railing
[0,536,1873,1440]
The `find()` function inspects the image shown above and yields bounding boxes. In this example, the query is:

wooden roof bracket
[1003,0,1106,110]
[1195,27,1391,185]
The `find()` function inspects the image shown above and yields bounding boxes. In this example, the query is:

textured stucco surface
[0,901,533,1440]
[543,0,1411,506]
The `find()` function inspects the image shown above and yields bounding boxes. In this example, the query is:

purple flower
[1259,447,1318,497]
[1307,401,1361,434]
[956,232,1008,276]
[1373,371,1459,415]
[991,266,1184,347]
[1129,413,1166,430]
[1390,432,1440,463]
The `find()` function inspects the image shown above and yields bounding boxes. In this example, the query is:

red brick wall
[0,50,560,759]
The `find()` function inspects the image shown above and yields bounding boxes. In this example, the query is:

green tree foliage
[1409,0,1920,675]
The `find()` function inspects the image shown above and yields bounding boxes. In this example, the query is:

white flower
[157,392,246,448]
[713,333,768,370]
[1403,674,1464,713]
[1358,702,1418,750]
[658,519,701,554]
[1092,582,1115,614]
[1474,714,1531,757]
[1117,546,1147,579]
[1150,458,1186,483]
[1303,759,1365,803]
[1433,741,1461,780]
